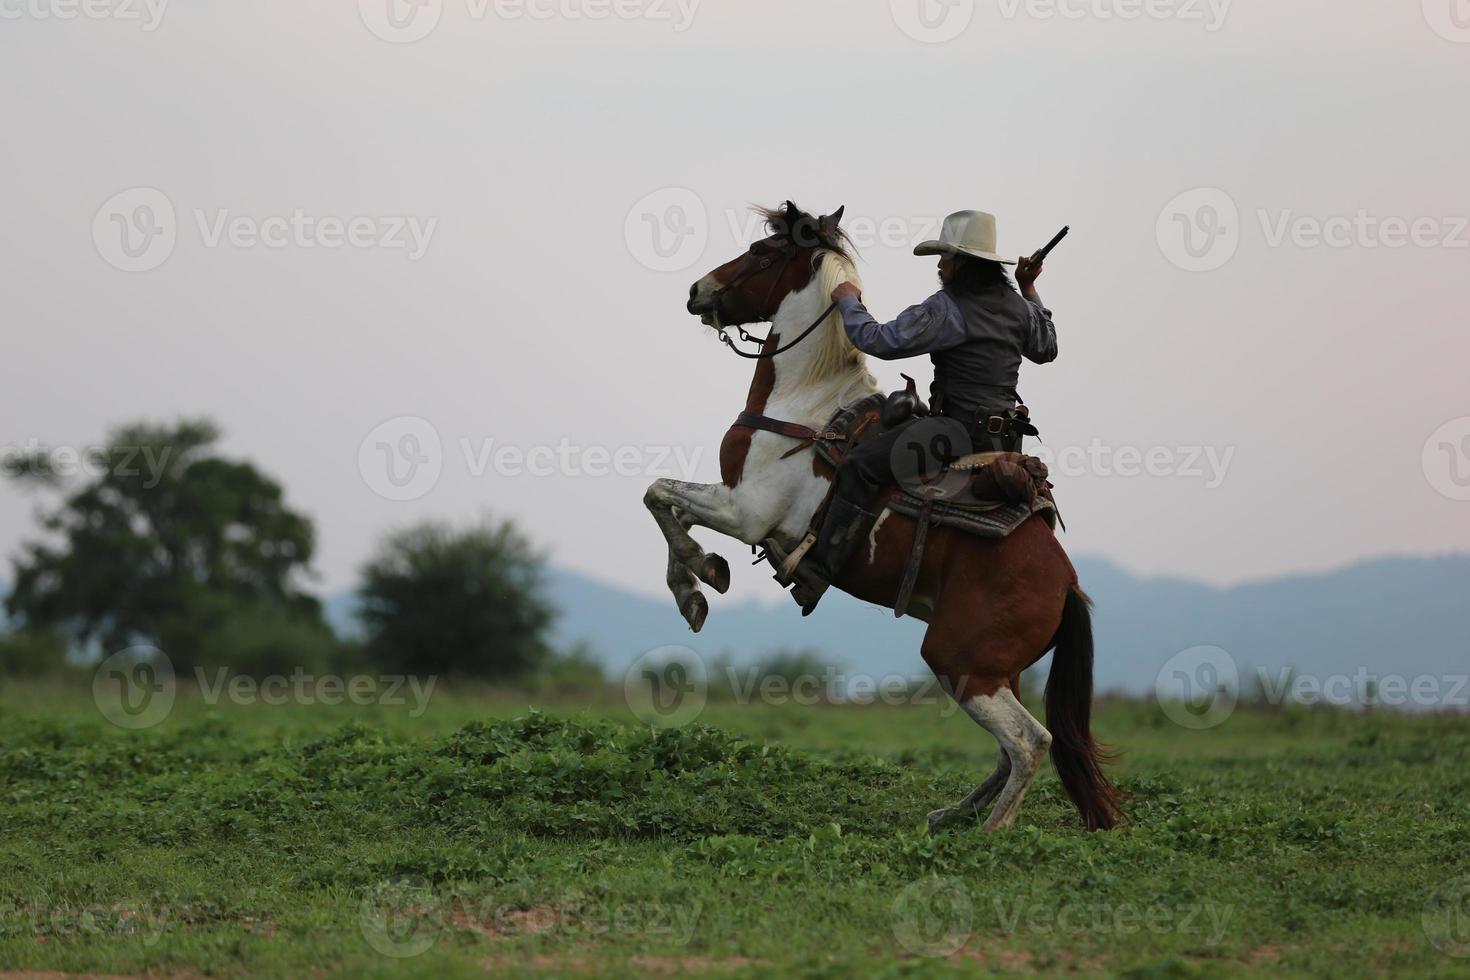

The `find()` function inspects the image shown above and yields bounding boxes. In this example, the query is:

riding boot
[788,497,879,616]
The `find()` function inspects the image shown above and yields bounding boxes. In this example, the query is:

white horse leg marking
[960,688,1052,831]
[645,479,752,628]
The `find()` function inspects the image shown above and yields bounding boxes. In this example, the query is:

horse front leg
[644,480,743,629]
[664,541,708,633]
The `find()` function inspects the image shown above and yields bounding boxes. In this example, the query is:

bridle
[708,239,838,360]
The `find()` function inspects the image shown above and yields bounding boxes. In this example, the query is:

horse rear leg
[927,747,1011,832]
[962,685,1053,831]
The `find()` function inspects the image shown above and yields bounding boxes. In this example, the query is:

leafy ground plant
[0,684,1467,977]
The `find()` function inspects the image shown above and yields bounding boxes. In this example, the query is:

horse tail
[1043,588,1127,831]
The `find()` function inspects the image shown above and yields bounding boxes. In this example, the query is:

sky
[2,0,1468,607]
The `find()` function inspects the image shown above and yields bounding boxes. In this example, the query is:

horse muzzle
[687,281,722,325]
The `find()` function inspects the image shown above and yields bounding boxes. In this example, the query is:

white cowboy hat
[913,210,1015,265]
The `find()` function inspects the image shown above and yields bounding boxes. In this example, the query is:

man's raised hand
[1016,255,1044,298]
[831,282,862,304]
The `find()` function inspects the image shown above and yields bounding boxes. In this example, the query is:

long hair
[948,255,1016,295]
[801,250,875,401]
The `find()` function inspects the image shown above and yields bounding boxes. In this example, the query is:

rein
[713,302,839,360]
[708,240,839,360]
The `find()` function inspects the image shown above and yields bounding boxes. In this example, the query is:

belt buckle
[986,415,1006,435]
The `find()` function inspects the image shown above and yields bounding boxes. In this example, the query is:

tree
[4,419,327,670]
[357,519,555,679]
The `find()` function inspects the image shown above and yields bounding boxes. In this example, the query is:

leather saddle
[793,386,1061,618]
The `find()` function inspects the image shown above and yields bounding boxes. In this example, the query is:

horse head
[687,201,851,329]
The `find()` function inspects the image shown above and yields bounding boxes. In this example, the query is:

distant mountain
[532,555,1470,700]
[25,551,1470,707]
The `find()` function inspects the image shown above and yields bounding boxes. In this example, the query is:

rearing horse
[644,202,1124,832]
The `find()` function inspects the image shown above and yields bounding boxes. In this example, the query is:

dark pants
[833,416,1022,508]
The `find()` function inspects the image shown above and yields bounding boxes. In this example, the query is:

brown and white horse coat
[644,204,1124,832]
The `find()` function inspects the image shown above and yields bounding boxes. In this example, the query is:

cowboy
[788,210,1058,613]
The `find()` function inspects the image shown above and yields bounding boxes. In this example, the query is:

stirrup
[774,531,817,586]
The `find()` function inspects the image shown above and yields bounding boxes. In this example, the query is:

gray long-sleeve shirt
[837,284,1057,420]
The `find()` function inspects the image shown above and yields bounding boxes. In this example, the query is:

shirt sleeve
[1022,295,1058,364]
[836,291,968,360]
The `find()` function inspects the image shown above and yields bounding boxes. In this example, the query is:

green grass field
[1,680,1468,978]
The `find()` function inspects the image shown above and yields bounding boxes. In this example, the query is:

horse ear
[819,205,846,238]
[782,200,802,228]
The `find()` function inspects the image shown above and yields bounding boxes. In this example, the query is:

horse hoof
[682,593,708,633]
[926,808,954,834]
[700,554,731,594]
